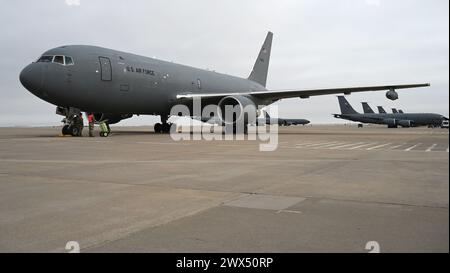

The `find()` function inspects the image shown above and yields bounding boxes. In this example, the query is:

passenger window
[65,56,74,66]
[53,55,64,65]
[37,55,53,63]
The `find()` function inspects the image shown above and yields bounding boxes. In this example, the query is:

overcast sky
[0,0,448,126]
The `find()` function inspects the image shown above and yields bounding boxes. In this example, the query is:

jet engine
[386,89,399,101]
[217,95,258,125]
[93,113,132,124]
[398,120,413,128]
[383,118,398,128]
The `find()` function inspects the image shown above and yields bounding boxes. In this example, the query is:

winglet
[248,31,273,87]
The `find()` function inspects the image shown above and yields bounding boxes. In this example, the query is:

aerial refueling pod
[94,113,132,124]
[386,89,399,100]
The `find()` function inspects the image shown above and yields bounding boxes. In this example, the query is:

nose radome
[19,64,43,93]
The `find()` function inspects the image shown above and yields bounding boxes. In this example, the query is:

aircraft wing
[177,83,430,101]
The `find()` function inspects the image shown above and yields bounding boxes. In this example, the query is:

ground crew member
[87,113,94,137]
[99,121,111,137]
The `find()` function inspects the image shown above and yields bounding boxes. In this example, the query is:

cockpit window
[53,55,64,65]
[36,55,74,66]
[37,55,53,63]
[65,56,74,66]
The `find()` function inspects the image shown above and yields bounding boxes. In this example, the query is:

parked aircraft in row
[335,96,448,128]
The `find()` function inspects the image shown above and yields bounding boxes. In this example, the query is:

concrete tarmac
[0,125,448,252]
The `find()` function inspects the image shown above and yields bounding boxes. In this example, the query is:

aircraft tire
[162,123,171,133]
[70,126,81,137]
[154,123,162,133]
[62,125,70,135]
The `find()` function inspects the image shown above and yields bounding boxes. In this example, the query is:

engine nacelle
[398,120,413,128]
[383,118,397,127]
[386,89,399,101]
[217,95,257,125]
[94,113,132,124]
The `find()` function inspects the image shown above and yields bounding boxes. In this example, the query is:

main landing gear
[154,115,172,134]
[57,107,84,137]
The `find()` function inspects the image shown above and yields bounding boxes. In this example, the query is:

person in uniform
[87,113,95,137]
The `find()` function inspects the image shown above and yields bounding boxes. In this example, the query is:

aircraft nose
[19,64,43,93]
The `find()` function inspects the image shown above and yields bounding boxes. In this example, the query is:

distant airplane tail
[264,111,271,119]
[337,96,358,115]
[361,102,375,114]
[398,110,404,114]
[392,108,398,113]
[377,106,387,114]
[248,31,273,87]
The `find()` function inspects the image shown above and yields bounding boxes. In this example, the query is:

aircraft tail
[392,108,398,113]
[248,31,273,87]
[264,111,270,119]
[399,110,404,114]
[337,96,358,115]
[377,106,387,114]
[361,102,375,114]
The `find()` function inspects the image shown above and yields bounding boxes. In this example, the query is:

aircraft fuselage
[20,45,266,115]
[336,113,445,127]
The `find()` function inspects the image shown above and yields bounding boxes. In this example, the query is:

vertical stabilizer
[248,32,273,87]
[377,106,387,114]
[361,102,375,114]
[337,96,359,114]
[392,108,398,113]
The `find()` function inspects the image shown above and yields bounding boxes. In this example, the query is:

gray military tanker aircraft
[262,112,310,126]
[20,31,430,135]
[201,111,310,127]
[334,96,447,128]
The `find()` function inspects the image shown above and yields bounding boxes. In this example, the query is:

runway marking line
[366,143,392,151]
[347,143,378,150]
[425,144,437,152]
[388,143,405,150]
[328,142,365,149]
[297,142,338,147]
[276,210,302,214]
[293,142,316,147]
[405,143,422,152]
[312,142,348,149]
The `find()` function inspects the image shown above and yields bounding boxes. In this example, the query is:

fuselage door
[99,57,112,81]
